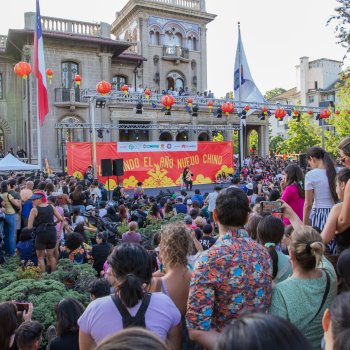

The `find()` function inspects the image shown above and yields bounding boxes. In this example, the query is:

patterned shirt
[186,228,272,332]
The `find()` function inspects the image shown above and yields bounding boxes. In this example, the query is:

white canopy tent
[0,154,40,171]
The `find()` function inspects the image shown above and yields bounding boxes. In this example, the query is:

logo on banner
[118,141,198,153]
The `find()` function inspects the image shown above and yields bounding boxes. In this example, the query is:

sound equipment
[101,159,113,177]
[113,159,124,176]
[299,154,307,170]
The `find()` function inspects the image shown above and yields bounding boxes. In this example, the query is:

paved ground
[123,183,232,198]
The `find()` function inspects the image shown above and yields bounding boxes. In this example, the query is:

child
[16,228,37,265]
[257,215,292,284]
[199,224,216,250]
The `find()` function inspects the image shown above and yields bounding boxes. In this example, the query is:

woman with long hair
[48,298,85,350]
[70,185,86,214]
[321,168,350,255]
[182,167,193,191]
[281,164,305,225]
[78,243,181,350]
[303,147,337,232]
[334,137,350,234]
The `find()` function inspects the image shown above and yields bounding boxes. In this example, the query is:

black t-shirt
[50,333,79,350]
[91,242,112,274]
[199,236,216,250]
[70,193,86,206]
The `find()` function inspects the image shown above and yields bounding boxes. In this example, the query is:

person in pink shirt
[281,164,305,225]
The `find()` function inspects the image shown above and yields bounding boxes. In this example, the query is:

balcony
[54,88,89,109]
[148,0,202,10]
[162,45,189,62]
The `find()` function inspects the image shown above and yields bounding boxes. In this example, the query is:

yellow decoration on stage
[143,164,176,188]
[215,165,234,177]
[193,174,212,185]
[104,179,117,190]
[73,171,83,180]
[123,176,139,188]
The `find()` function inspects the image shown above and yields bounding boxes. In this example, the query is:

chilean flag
[33,0,48,126]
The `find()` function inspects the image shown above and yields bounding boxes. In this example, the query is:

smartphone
[260,201,282,215]
[15,302,29,312]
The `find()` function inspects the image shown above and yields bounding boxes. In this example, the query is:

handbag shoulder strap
[309,270,330,324]
[111,293,151,329]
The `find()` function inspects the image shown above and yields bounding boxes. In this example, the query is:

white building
[269,56,342,139]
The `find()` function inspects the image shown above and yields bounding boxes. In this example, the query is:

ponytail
[323,152,338,203]
[266,245,279,279]
[119,273,144,308]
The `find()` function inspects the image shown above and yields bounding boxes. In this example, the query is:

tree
[327,0,350,59]
[249,130,259,152]
[270,135,287,154]
[283,114,321,154]
[264,88,287,100]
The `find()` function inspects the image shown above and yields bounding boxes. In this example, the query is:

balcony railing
[55,88,89,104]
[148,0,201,10]
[163,45,189,60]
[42,16,100,36]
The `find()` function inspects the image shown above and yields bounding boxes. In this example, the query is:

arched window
[164,31,182,46]
[188,37,192,50]
[193,37,197,51]
[112,75,127,91]
[59,116,84,142]
[155,32,160,45]
[149,30,155,44]
[61,61,79,89]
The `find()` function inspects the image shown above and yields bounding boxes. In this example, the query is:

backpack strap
[309,270,330,324]
[111,293,151,329]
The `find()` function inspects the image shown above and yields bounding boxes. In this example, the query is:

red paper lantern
[293,109,300,116]
[74,75,81,86]
[207,100,214,112]
[46,68,53,84]
[161,95,175,110]
[244,105,250,112]
[320,109,331,119]
[275,108,286,120]
[347,110,350,115]
[187,98,193,107]
[262,106,268,114]
[144,88,151,99]
[221,102,234,116]
[121,84,129,95]
[307,109,313,115]
[335,110,340,115]
[96,80,112,95]
[14,61,32,79]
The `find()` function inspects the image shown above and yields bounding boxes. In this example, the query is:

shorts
[209,212,214,223]
[35,226,57,250]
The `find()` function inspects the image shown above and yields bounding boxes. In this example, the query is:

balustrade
[148,0,201,10]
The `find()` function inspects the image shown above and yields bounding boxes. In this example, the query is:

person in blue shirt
[174,197,187,214]
[191,189,204,207]
[16,227,37,265]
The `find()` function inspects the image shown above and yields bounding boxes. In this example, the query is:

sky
[0,0,347,97]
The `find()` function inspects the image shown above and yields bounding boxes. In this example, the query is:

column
[200,25,207,92]
[99,53,113,81]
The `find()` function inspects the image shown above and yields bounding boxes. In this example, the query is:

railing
[0,35,7,50]
[54,88,89,104]
[41,16,100,36]
[163,45,189,59]
[148,0,201,10]
[80,90,324,113]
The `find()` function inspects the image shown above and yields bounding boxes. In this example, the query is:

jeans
[4,213,16,255]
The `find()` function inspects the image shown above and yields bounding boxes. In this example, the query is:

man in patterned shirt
[186,187,272,349]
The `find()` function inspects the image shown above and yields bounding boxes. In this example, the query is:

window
[61,61,79,89]
[112,75,127,91]
[193,37,197,51]
[309,95,314,103]
[0,73,3,99]
[314,81,318,90]
[0,127,4,151]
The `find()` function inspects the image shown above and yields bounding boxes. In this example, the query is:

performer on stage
[182,166,193,191]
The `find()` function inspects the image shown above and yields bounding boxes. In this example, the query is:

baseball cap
[86,205,95,211]
[184,215,192,224]
[247,183,253,190]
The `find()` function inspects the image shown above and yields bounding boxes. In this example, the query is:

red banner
[66,142,233,189]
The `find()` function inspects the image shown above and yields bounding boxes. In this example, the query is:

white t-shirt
[305,168,335,209]
[207,191,219,212]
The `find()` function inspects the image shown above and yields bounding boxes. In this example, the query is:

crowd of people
[1,137,350,350]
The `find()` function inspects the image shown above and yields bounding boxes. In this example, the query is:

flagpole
[238,22,244,170]
[36,97,43,170]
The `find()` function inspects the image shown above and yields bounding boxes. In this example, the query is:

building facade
[269,56,341,138]
[0,0,270,170]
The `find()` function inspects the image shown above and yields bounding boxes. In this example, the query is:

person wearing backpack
[78,243,181,350]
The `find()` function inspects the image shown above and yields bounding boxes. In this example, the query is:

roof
[116,52,147,61]
[5,29,131,58]
[0,154,39,171]
[309,58,342,64]
[269,87,298,101]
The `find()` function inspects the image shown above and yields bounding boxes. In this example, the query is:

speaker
[299,154,307,170]
[101,159,113,177]
[113,159,124,176]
